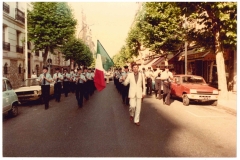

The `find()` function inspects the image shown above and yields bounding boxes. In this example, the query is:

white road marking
[186,110,227,118]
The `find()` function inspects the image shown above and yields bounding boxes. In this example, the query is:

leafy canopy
[61,38,93,67]
[27,2,77,62]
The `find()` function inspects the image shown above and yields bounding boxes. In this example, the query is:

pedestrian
[74,68,86,108]
[31,71,37,78]
[62,68,70,97]
[69,69,76,93]
[82,67,89,101]
[161,66,173,105]
[53,68,63,102]
[145,67,154,95]
[38,67,52,110]
[105,69,111,84]
[86,68,94,96]
[119,65,130,105]
[155,72,162,99]
[122,63,146,126]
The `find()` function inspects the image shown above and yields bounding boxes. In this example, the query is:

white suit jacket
[123,72,146,99]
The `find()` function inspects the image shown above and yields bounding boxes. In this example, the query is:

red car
[171,74,219,106]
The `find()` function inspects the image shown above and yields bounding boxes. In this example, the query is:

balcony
[16,45,23,53]
[3,42,10,51]
[15,8,25,23]
[3,2,9,13]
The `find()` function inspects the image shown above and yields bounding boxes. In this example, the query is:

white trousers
[129,97,142,123]
[106,76,109,84]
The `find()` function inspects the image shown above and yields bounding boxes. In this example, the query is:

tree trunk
[43,46,49,67]
[215,31,228,99]
[209,61,214,83]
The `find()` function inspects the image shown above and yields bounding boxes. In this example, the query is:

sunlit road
[3,82,236,157]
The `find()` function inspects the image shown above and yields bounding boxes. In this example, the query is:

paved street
[3,82,237,157]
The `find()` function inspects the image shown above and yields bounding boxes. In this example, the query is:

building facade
[3,2,70,88]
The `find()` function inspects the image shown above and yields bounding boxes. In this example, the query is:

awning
[179,49,215,61]
[152,57,165,66]
[142,57,160,68]
[143,58,154,65]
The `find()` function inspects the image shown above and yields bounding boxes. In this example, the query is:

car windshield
[182,76,205,84]
[22,78,40,87]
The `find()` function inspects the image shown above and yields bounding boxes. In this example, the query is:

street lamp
[183,16,188,75]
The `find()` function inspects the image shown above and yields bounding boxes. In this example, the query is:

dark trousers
[41,85,50,109]
[122,84,129,105]
[155,79,162,99]
[54,82,62,101]
[76,83,84,107]
[89,80,94,96]
[70,81,75,93]
[83,82,89,100]
[146,78,152,95]
[63,81,69,97]
[163,82,171,105]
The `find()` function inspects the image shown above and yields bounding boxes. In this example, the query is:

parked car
[14,78,54,103]
[2,77,19,117]
[171,74,219,106]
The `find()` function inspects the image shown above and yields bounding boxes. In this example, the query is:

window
[4,63,8,74]
[3,2,10,13]
[27,41,31,50]
[3,26,5,42]
[6,80,13,90]
[19,64,22,74]
[2,80,6,92]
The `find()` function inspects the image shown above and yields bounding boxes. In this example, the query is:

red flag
[94,53,106,91]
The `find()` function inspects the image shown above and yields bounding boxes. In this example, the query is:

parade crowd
[38,67,96,110]
[37,63,173,126]
[113,64,174,126]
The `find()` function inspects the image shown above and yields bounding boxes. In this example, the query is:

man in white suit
[122,63,146,126]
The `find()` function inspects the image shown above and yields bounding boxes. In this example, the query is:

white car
[14,78,54,103]
[2,77,19,117]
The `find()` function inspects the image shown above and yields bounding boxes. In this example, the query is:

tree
[61,38,93,67]
[126,2,184,59]
[138,2,183,54]
[176,2,237,98]
[27,2,77,66]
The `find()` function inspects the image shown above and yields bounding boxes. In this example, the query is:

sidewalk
[217,91,237,114]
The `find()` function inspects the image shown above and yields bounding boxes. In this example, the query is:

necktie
[57,73,59,82]
[43,73,46,85]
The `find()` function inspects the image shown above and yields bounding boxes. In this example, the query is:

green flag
[97,40,114,71]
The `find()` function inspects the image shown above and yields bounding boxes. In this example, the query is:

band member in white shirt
[74,68,86,108]
[38,67,52,110]
[160,66,173,105]
[62,68,71,97]
[53,68,63,102]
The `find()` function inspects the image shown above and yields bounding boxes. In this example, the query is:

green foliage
[27,2,77,63]
[113,45,133,68]
[176,2,237,50]
[61,38,93,67]
[126,2,183,57]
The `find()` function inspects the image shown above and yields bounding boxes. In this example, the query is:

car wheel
[210,100,218,106]
[182,94,190,106]
[9,103,18,117]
